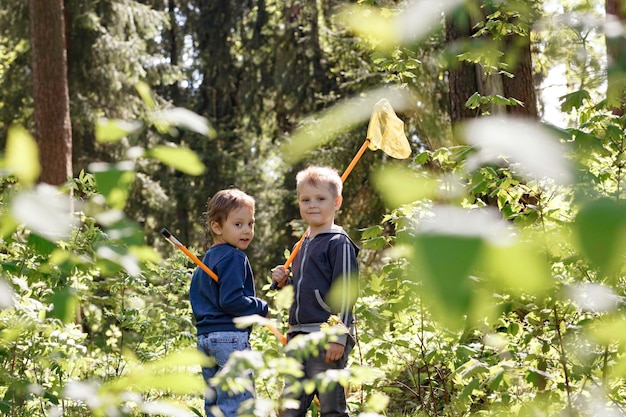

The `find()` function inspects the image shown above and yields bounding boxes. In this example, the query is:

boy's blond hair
[296,166,343,197]
[205,188,255,240]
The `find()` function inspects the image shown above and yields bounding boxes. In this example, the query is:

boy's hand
[326,342,345,363]
[271,265,290,288]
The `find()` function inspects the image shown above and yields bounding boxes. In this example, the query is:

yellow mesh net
[366,98,411,159]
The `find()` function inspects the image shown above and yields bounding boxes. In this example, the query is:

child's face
[210,205,255,250]
[297,182,342,232]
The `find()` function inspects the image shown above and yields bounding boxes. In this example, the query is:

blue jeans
[197,331,254,417]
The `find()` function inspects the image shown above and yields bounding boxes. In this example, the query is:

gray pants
[281,333,353,417]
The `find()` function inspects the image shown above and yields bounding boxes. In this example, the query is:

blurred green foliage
[3,0,626,417]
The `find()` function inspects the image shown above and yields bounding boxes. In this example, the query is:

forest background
[2,0,626,416]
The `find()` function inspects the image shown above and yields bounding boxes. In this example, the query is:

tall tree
[445,0,539,126]
[606,0,626,115]
[501,18,539,118]
[445,4,482,125]
[29,0,72,185]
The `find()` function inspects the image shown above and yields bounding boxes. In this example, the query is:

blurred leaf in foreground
[89,161,136,210]
[405,206,510,329]
[95,118,143,143]
[337,0,465,51]
[463,116,573,185]
[153,107,216,138]
[283,87,411,163]
[10,184,78,241]
[148,145,206,176]
[574,198,626,280]
[5,125,41,185]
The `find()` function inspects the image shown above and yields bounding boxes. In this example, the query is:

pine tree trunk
[445,8,480,126]
[606,0,626,115]
[29,0,72,186]
[503,36,538,119]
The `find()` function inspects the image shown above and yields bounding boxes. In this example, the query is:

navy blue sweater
[287,225,359,345]
[190,243,268,335]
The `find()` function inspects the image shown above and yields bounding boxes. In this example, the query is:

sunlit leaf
[360,225,383,240]
[6,125,41,184]
[234,314,282,329]
[142,401,197,417]
[481,241,552,297]
[0,215,18,238]
[371,165,437,207]
[337,0,465,51]
[418,205,511,242]
[567,283,620,313]
[402,206,513,329]
[283,87,411,163]
[327,273,359,312]
[589,314,626,345]
[0,280,14,309]
[96,245,141,277]
[148,145,206,175]
[153,107,216,138]
[128,245,162,263]
[136,81,156,110]
[274,284,294,311]
[103,349,211,394]
[10,184,78,241]
[95,118,143,143]
[98,215,143,246]
[463,116,572,185]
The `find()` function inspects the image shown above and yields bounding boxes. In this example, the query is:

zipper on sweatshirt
[294,236,310,324]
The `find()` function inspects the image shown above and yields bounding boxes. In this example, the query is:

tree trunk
[503,35,539,119]
[446,0,538,124]
[606,0,626,115]
[445,7,480,127]
[29,0,72,186]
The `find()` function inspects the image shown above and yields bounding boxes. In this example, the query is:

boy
[271,166,359,417]
[190,188,269,417]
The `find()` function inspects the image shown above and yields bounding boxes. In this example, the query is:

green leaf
[0,401,10,413]
[362,236,387,250]
[148,145,206,176]
[410,234,483,329]
[153,107,216,138]
[47,286,78,324]
[27,233,57,256]
[361,225,383,240]
[414,151,430,165]
[560,89,591,113]
[575,198,626,279]
[90,162,136,210]
[95,118,143,143]
[372,165,437,207]
[5,125,41,185]
[481,241,552,297]
[489,369,505,390]
[136,81,156,110]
